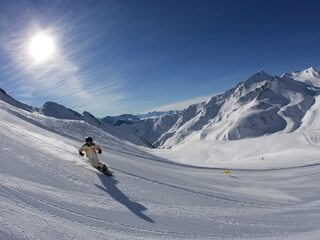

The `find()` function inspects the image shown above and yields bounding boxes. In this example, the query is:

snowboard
[95,165,113,176]
[103,169,113,177]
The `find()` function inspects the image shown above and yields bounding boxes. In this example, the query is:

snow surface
[1,81,320,239]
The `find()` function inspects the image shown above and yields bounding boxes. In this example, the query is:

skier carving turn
[79,137,113,176]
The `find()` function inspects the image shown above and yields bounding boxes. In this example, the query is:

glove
[98,149,102,154]
[79,152,84,156]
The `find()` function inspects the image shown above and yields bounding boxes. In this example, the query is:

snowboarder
[79,137,112,176]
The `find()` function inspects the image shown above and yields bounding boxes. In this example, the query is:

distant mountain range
[100,110,183,126]
[100,114,141,126]
[1,66,319,149]
[136,110,182,120]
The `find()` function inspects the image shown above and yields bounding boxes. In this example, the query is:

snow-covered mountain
[88,67,320,149]
[101,114,141,125]
[117,112,180,147]
[42,101,84,120]
[38,101,151,147]
[0,88,35,112]
[136,110,182,119]
[100,111,182,128]
[287,66,320,87]
[145,68,320,148]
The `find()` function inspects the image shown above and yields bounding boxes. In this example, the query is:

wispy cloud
[151,94,214,112]
[0,1,127,116]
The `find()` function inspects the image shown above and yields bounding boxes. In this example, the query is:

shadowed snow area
[1,95,320,239]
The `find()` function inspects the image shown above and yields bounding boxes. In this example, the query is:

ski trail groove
[112,167,282,209]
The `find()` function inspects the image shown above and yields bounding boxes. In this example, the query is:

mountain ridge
[155,68,319,148]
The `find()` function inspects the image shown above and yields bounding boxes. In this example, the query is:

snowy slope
[39,101,151,147]
[1,90,320,240]
[153,131,320,169]
[0,88,35,112]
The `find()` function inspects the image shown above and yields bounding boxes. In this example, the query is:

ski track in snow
[1,104,320,239]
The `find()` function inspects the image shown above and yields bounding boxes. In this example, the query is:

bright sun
[29,33,55,62]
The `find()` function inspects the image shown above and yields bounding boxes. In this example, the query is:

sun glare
[29,33,55,62]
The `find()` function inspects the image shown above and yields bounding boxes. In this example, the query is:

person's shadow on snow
[95,174,154,223]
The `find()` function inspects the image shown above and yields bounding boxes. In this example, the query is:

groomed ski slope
[1,105,320,239]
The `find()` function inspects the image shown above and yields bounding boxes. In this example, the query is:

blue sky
[0,0,319,117]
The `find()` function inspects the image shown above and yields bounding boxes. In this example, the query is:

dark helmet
[85,137,93,143]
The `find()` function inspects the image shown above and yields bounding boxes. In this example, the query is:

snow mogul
[79,137,112,176]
